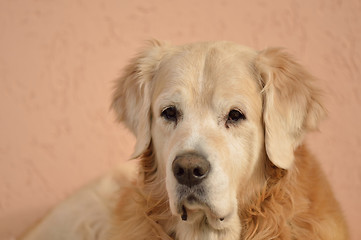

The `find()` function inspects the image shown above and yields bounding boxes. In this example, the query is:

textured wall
[0,0,360,239]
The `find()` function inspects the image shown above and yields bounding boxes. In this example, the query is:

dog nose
[172,153,210,187]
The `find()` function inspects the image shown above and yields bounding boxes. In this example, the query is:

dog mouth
[176,191,227,227]
[180,196,225,221]
[179,194,207,221]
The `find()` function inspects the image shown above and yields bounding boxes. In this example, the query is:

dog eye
[161,106,178,122]
[226,109,246,126]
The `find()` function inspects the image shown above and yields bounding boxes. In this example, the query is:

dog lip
[177,195,226,220]
[177,195,201,212]
[175,186,228,225]
[178,202,229,229]
[176,194,204,216]
[181,205,188,221]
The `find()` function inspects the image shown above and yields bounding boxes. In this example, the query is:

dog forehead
[152,42,260,106]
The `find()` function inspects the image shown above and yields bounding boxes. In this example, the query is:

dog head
[112,41,325,233]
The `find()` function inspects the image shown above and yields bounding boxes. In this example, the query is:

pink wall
[0,0,360,239]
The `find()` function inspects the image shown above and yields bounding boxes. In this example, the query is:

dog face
[150,43,264,228]
[112,41,325,234]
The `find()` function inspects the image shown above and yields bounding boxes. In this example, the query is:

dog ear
[111,40,166,158]
[256,48,326,169]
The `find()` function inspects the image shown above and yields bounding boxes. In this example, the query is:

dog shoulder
[291,146,349,239]
[240,145,349,239]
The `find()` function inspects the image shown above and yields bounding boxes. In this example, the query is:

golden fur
[22,41,348,240]
[110,41,348,239]
[108,145,348,240]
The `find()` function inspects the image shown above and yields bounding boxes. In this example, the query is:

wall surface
[0,0,360,239]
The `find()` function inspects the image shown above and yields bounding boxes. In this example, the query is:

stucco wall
[0,0,360,239]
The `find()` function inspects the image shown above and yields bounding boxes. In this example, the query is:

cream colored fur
[21,41,348,240]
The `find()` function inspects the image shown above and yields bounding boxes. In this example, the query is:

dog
[22,41,348,240]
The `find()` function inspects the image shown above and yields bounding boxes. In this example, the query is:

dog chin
[173,191,233,230]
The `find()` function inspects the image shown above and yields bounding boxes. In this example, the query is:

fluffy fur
[22,41,348,240]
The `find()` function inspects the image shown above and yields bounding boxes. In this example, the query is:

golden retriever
[22,41,348,240]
